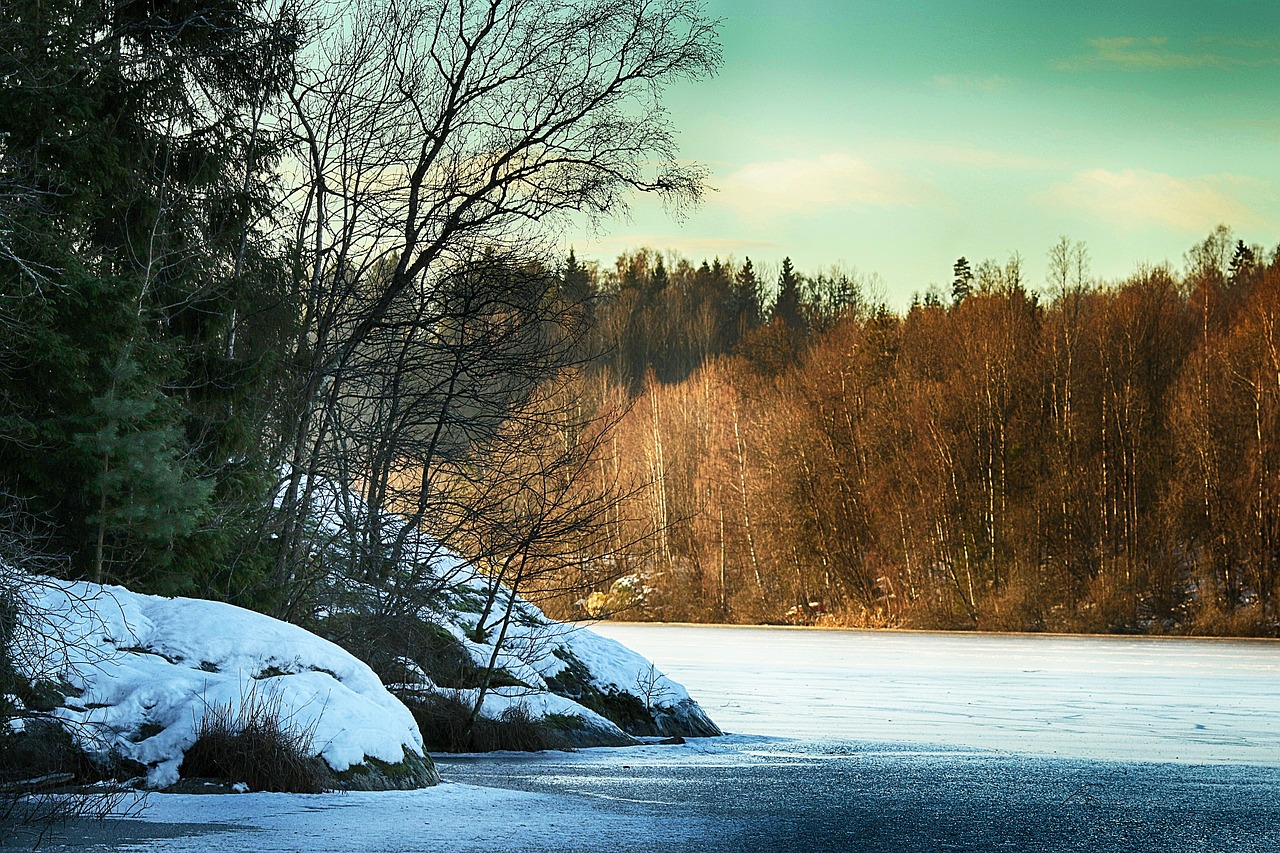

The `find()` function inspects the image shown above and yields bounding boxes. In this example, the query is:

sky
[564,0,1280,307]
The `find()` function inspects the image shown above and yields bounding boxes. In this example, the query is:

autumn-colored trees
[544,230,1280,636]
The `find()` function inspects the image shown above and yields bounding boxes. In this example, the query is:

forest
[1,0,1276,709]
[539,229,1280,637]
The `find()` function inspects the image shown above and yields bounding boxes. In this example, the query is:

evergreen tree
[1229,240,1257,287]
[952,257,974,304]
[734,257,763,330]
[827,272,862,318]
[709,258,729,297]
[649,256,670,301]
[0,0,297,594]
[76,363,215,583]
[562,249,594,304]
[775,257,802,327]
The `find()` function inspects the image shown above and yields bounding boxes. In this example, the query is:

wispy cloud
[1055,35,1280,71]
[1194,35,1280,52]
[715,153,936,224]
[1039,169,1272,232]
[571,233,783,260]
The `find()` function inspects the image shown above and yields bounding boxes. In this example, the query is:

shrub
[317,612,490,689]
[410,691,550,753]
[178,686,330,793]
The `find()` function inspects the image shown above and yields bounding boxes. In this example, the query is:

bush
[178,686,330,793]
[317,612,492,690]
[410,691,550,753]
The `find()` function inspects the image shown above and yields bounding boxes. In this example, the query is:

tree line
[539,227,1280,636]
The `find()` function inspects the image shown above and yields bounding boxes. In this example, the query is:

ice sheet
[592,624,1280,765]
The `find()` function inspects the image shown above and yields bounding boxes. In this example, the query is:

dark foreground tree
[0,0,299,594]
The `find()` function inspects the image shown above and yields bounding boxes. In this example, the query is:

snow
[544,622,693,704]
[273,474,708,733]
[592,623,1280,766]
[15,580,424,787]
[420,579,694,715]
[5,476,719,793]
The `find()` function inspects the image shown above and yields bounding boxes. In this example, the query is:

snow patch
[16,580,425,788]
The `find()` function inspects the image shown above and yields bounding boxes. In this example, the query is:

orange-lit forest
[541,226,1280,636]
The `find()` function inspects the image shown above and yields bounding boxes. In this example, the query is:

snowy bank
[297,477,721,746]
[400,586,722,745]
[13,579,436,790]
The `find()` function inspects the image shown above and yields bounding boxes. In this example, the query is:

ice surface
[15,624,1280,852]
[20,783,719,853]
[592,624,1280,765]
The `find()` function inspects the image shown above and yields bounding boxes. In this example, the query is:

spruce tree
[562,250,594,305]
[1229,240,1257,287]
[775,257,803,328]
[649,256,670,301]
[0,0,296,594]
[734,257,763,330]
[952,257,974,304]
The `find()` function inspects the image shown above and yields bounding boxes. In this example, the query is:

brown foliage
[545,231,1280,637]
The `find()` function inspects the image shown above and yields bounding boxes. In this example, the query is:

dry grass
[178,686,330,793]
[1190,599,1275,637]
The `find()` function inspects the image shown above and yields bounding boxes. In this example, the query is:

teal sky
[566,0,1280,305]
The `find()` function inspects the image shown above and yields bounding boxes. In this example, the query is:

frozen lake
[11,625,1280,852]
[591,624,1280,766]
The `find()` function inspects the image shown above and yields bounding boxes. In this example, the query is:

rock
[15,579,433,790]
[331,750,441,791]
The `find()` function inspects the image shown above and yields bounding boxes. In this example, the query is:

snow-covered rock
[402,575,721,742]
[294,475,722,744]
[14,579,435,789]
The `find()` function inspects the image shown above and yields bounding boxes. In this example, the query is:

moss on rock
[332,749,440,790]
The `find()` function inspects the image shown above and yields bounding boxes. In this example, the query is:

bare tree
[268,0,721,605]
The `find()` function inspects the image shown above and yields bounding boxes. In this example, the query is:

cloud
[1055,35,1280,71]
[570,233,783,261]
[715,153,934,223]
[1040,169,1271,232]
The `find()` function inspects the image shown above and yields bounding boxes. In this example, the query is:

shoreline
[585,619,1280,643]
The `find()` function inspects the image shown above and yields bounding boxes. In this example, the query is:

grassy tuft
[178,686,330,793]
